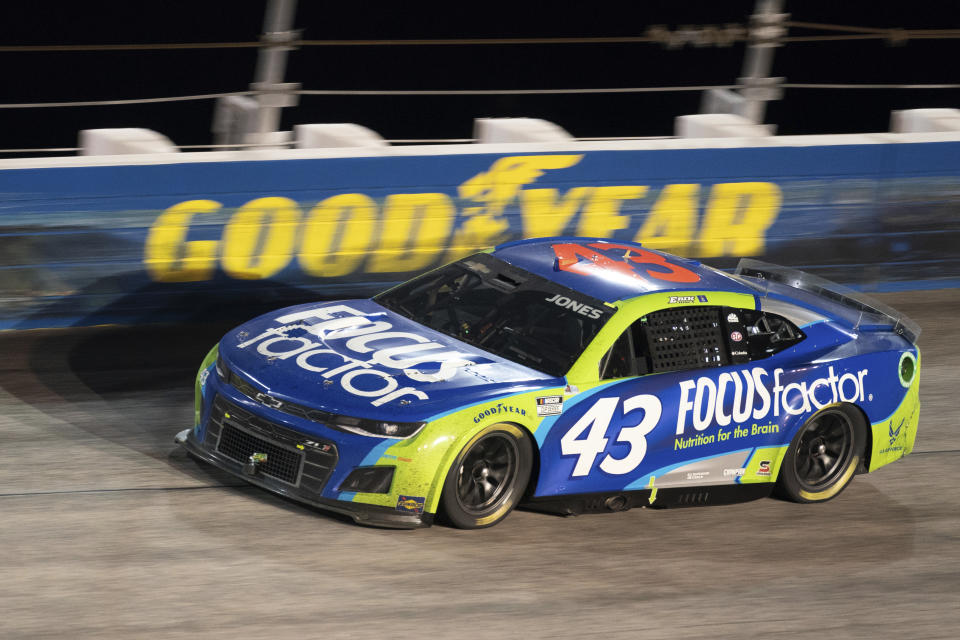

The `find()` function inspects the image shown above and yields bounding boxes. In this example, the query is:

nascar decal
[236,304,476,406]
[536,396,563,416]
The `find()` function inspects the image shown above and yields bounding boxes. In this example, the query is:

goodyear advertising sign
[1,142,959,328]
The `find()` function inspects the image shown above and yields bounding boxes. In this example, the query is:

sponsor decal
[686,471,709,481]
[730,331,743,342]
[537,396,563,416]
[727,313,739,323]
[237,304,478,406]
[723,467,745,477]
[558,365,869,478]
[888,418,904,445]
[757,460,772,476]
[544,293,603,319]
[473,403,527,424]
[731,349,748,357]
[673,424,778,450]
[879,418,907,454]
[564,384,580,396]
[144,155,783,285]
[669,295,698,304]
[697,295,708,302]
[676,366,868,435]
[396,495,425,514]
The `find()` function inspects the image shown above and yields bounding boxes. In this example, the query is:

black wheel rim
[456,433,518,515]
[794,409,855,491]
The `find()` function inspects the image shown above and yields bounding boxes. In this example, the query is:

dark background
[1,1,959,150]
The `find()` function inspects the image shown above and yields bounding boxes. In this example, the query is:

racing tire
[439,423,533,529]
[776,404,866,503]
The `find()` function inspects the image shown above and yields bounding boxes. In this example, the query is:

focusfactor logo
[675,366,868,435]
[236,304,476,407]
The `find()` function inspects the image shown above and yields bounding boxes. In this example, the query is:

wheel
[777,405,866,503]
[440,423,533,529]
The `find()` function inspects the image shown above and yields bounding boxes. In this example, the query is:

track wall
[2,138,958,328]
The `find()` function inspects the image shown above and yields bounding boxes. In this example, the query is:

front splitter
[174,428,432,529]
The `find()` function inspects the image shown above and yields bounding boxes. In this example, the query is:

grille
[644,307,729,373]
[222,366,337,424]
[205,395,338,493]
[218,423,303,485]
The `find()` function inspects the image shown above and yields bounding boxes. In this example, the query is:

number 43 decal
[560,395,662,477]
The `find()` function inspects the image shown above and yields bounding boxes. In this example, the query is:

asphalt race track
[2,290,958,639]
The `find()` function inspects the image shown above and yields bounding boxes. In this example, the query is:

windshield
[374,253,613,377]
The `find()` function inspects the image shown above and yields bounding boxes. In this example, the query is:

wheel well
[845,403,872,472]
[436,421,541,506]
[521,424,541,499]
[488,421,541,499]
[495,421,540,499]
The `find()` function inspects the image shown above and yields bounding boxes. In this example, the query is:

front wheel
[440,424,533,529]
[777,405,866,503]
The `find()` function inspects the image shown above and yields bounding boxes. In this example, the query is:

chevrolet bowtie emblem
[255,392,284,409]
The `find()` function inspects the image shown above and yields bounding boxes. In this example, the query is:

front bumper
[175,422,432,530]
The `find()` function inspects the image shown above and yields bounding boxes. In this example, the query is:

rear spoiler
[733,259,921,344]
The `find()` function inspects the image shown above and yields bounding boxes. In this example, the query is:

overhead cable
[296,85,742,96]
[0,92,253,109]
[2,27,960,54]
[782,82,960,89]
[2,81,959,110]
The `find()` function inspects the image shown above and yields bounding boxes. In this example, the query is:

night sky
[2,1,959,151]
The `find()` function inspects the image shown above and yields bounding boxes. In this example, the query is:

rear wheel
[777,405,865,503]
[440,424,533,529]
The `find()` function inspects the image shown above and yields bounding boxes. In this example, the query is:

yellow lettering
[368,193,455,273]
[299,193,377,277]
[696,182,782,257]
[520,187,592,238]
[447,154,583,260]
[635,183,699,256]
[221,197,300,280]
[576,186,647,237]
[144,199,221,282]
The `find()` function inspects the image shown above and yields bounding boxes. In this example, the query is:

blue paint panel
[1,141,959,328]
[533,347,907,497]
[218,298,562,423]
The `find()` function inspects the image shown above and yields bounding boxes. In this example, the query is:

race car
[175,237,921,529]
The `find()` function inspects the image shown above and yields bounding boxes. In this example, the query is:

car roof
[491,237,755,303]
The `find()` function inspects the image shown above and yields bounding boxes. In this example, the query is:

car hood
[218,299,563,422]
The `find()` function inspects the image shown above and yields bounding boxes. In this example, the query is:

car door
[533,302,807,499]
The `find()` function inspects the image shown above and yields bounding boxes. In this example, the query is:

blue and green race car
[176,237,921,529]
